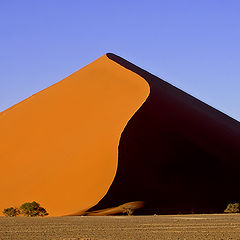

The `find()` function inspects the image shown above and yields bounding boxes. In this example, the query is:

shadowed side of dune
[83,201,144,216]
[87,53,240,215]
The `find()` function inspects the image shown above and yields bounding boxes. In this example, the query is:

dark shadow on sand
[88,53,240,215]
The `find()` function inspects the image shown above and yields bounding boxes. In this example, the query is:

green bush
[224,203,240,213]
[19,201,48,217]
[2,207,20,217]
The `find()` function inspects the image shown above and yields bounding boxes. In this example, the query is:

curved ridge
[0,54,150,216]
[88,53,240,215]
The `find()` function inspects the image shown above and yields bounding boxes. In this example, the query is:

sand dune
[0,55,149,216]
[1,53,240,216]
[88,53,240,215]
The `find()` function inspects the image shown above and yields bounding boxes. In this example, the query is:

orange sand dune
[0,55,149,216]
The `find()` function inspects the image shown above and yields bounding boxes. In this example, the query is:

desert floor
[1,214,240,240]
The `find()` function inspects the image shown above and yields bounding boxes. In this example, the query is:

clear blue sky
[0,0,240,120]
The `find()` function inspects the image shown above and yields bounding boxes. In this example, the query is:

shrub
[224,203,240,213]
[19,201,48,217]
[2,207,20,217]
[122,203,136,216]
[122,206,134,216]
[120,201,144,216]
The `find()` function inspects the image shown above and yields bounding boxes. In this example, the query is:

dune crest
[88,53,240,215]
[0,54,149,216]
[2,53,240,216]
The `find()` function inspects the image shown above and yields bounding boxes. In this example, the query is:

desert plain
[1,214,240,240]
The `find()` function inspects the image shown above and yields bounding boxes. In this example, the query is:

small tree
[2,207,20,217]
[224,203,240,213]
[19,201,48,217]
[120,201,144,216]
[122,206,134,216]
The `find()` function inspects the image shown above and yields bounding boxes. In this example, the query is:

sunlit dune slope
[0,55,150,216]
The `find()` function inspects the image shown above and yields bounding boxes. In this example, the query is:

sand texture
[1,214,240,239]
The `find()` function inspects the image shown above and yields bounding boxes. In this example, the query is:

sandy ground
[1,214,240,240]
